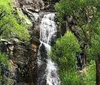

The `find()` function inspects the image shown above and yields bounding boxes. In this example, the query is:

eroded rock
[0,39,37,85]
[14,0,44,12]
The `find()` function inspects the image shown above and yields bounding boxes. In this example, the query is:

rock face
[14,0,44,12]
[14,0,59,12]
[0,39,37,85]
[13,43,36,83]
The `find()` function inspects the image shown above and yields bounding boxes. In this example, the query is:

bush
[60,71,81,85]
[0,52,10,84]
[55,0,99,22]
[51,31,80,70]
[0,0,31,41]
[0,52,10,66]
[51,31,81,85]
[83,61,96,85]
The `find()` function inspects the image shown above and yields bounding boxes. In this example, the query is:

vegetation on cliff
[0,0,32,84]
[0,53,10,84]
[0,0,31,41]
[51,0,100,85]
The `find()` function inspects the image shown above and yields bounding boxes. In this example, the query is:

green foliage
[60,71,81,85]
[0,0,12,11]
[90,19,100,56]
[0,0,31,41]
[55,0,100,84]
[55,0,100,23]
[55,0,100,48]
[83,61,96,85]
[86,47,95,62]
[52,31,80,70]
[85,17,100,62]
[3,76,15,85]
[51,31,81,85]
[55,0,100,61]
[0,52,10,66]
[0,52,10,84]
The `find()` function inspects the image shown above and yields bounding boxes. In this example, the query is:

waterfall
[37,13,60,85]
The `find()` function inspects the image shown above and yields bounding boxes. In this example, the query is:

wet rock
[15,0,44,12]
[43,0,60,12]
[12,42,36,83]
[13,0,59,12]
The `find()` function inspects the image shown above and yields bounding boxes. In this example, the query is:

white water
[37,13,60,85]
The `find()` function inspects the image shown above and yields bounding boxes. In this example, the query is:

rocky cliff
[0,39,37,85]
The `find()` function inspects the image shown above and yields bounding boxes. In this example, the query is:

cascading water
[37,13,60,85]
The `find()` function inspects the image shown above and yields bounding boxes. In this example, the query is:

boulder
[18,0,44,12]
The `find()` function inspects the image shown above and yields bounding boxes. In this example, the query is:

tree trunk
[96,55,100,85]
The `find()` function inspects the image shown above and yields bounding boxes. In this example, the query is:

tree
[83,61,96,85]
[0,0,31,41]
[55,0,100,84]
[90,18,100,85]
[51,31,81,85]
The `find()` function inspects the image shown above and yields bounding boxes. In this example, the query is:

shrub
[0,52,10,84]
[51,31,81,85]
[0,0,31,41]
[60,71,81,85]
[83,61,96,85]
